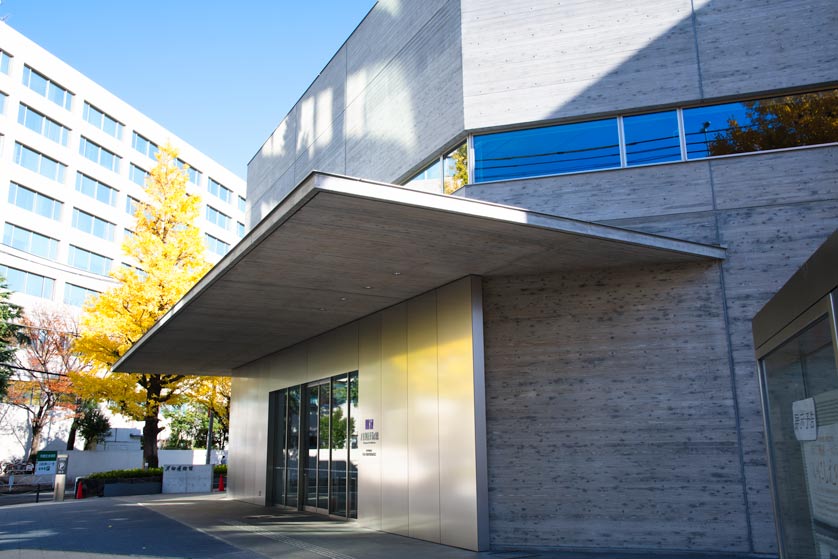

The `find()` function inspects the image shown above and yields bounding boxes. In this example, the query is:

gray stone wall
[473,145,838,554]
[461,0,838,130]
[246,0,464,227]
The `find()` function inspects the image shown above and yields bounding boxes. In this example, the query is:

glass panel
[318,383,330,510]
[348,371,359,519]
[270,389,287,506]
[406,158,443,193]
[443,144,468,194]
[762,316,838,559]
[624,111,682,166]
[473,118,620,182]
[305,385,319,508]
[330,375,348,516]
[286,386,300,508]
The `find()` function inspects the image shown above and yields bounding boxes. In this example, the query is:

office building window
[3,223,58,260]
[83,102,123,139]
[75,173,118,206]
[205,233,229,256]
[63,283,99,307]
[14,143,66,183]
[80,137,120,173]
[72,208,115,241]
[18,104,70,146]
[132,132,159,160]
[406,158,443,193]
[0,265,54,299]
[206,205,230,230]
[8,182,62,220]
[125,196,139,215]
[238,195,246,213]
[22,65,73,110]
[208,178,232,203]
[129,163,149,186]
[0,50,11,74]
[68,245,112,276]
[237,222,245,238]
[176,159,200,185]
[623,111,682,166]
[0,92,7,114]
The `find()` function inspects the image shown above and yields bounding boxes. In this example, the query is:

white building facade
[0,22,246,312]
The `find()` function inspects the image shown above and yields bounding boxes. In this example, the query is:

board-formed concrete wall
[246,0,465,228]
[461,0,838,130]
[467,145,838,555]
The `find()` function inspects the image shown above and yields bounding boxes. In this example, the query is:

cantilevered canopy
[113,172,726,375]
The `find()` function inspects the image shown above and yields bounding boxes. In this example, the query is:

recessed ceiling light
[318,307,326,311]
[340,297,347,301]
[363,286,373,289]
[393,272,401,276]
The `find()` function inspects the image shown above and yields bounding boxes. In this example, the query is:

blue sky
[3,0,376,178]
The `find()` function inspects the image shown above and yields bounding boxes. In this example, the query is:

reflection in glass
[349,371,359,519]
[305,385,319,508]
[270,390,287,505]
[318,384,330,510]
[473,118,620,182]
[683,102,749,159]
[405,159,443,193]
[443,144,468,194]
[286,386,300,508]
[330,376,348,516]
[623,111,681,166]
[762,316,838,559]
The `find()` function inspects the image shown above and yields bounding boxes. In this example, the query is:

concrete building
[0,22,246,312]
[116,1,838,557]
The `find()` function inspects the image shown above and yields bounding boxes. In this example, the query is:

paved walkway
[0,493,767,559]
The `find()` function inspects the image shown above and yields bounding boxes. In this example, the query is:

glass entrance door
[268,371,359,519]
[759,294,838,559]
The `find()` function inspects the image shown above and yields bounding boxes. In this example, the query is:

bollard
[218,474,225,492]
[35,483,40,503]
[75,480,84,499]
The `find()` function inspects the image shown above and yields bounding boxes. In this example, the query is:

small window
[83,102,123,140]
[8,182,62,220]
[63,283,100,307]
[0,265,54,299]
[75,173,118,206]
[3,223,58,260]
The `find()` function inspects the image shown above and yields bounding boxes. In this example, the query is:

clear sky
[2,0,377,179]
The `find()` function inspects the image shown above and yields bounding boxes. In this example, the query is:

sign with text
[361,418,379,457]
[794,398,818,441]
[35,450,57,475]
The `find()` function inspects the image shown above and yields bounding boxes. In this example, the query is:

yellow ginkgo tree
[73,143,212,468]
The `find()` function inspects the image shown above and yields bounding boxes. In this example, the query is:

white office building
[0,22,247,311]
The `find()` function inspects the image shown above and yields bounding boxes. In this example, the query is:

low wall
[65,449,227,482]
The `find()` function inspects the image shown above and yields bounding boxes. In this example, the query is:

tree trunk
[66,418,78,450]
[26,419,43,463]
[143,416,159,468]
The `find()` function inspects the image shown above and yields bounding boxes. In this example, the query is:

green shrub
[88,467,163,480]
[213,464,227,475]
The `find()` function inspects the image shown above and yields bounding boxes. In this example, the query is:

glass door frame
[756,289,838,557]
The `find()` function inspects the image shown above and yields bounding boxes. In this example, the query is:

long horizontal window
[15,143,66,183]
[206,205,230,230]
[18,104,70,146]
[83,102,123,139]
[23,65,73,110]
[8,182,62,220]
[0,265,53,299]
[464,89,838,185]
[63,283,99,307]
[3,223,58,260]
[68,245,112,276]
[205,233,229,256]
[208,178,232,203]
[72,208,115,241]
[132,132,158,160]
[75,173,118,206]
[80,137,120,173]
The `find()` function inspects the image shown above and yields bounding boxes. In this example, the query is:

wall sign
[793,398,818,441]
[361,418,379,457]
[35,450,57,475]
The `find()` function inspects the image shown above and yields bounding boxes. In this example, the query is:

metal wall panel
[358,314,382,530]
[307,322,359,380]
[407,292,441,543]
[228,376,246,499]
[437,278,478,549]
[380,303,410,535]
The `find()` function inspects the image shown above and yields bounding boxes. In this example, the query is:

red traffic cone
[218,474,225,492]
[75,481,84,499]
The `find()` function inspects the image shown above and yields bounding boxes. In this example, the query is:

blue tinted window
[83,102,122,139]
[68,245,112,276]
[129,164,148,186]
[72,208,115,241]
[237,222,245,238]
[473,119,620,182]
[64,283,99,307]
[683,102,750,159]
[132,132,159,159]
[23,65,72,109]
[406,159,443,192]
[0,265,54,299]
[8,183,62,220]
[14,143,66,182]
[208,178,232,203]
[0,51,11,74]
[79,137,120,172]
[206,205,231,230]
[75,173,118,206]
[624,111,681,166]
[238,196,246,213]
[205,233,229,256]
[3,223,58,260]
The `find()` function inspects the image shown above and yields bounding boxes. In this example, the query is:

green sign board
[36,451,57,462]
[35,451,58,475]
